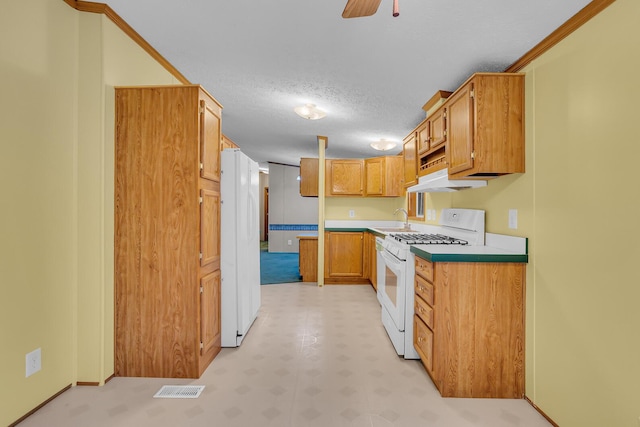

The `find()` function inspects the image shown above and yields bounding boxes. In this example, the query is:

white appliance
[221,149,261,347]
[375,208,485,359]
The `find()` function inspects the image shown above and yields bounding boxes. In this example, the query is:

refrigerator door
[221,149,261,347]
[235,153,261,344]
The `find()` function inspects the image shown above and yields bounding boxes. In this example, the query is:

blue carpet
[260,250,301,285]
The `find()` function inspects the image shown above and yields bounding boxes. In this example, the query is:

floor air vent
[153,385,205,399]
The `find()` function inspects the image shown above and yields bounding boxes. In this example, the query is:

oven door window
[384,265,398,306]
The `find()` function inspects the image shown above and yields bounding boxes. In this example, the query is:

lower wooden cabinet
[414,256,525,398]
[324,231,369,284]
[298,235,318,282]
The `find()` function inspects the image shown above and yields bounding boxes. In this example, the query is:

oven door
[376,246,406,331]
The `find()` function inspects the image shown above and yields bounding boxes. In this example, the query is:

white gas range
[375,208,485,359]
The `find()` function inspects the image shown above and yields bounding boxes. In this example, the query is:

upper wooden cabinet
[221,133,239,151]
[364,156,403,197]
[326,159,364,196]
[300,157,319,197]
[200,100,222,182]
[300,157,403,197]
[416,119,429,154]
[427,104,447,150]
[114,85,222,379]
[402,132,418,187]
[447,73,524,179]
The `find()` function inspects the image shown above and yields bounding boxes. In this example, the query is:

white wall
[268,163,317,252]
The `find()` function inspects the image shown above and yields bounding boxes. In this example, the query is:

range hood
[407,169,487,193]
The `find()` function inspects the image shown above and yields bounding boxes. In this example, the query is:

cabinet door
[403,133,418,187]
[324,232,365,278]
[446,81,475,175]
[384,156,403,197]
[300,158,319,197]
[299,238,318,282]
[428,106,447,149]
[200,270,221,361]
[364,157,384,196]
[200,188,221,269]
[200,97,221,181]
[417,120,429,153]
[326,159,364,196]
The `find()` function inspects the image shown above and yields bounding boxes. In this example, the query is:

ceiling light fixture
[370,139,397,151]
[294,103,326,120]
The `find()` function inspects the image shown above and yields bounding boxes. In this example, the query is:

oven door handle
[380,250,404,275]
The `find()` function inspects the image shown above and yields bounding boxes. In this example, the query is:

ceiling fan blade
[342,0,382,19]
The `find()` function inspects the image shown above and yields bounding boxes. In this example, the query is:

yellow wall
[420,1,640,425]
[0,2,180,424]
[0,1,79,422]
[325,197,405,221]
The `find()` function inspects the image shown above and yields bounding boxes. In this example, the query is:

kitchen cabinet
[364,156,403,197]
[427,103,447,150]
[299,157,319,197]
[324,231,369,284]
[416,119,429,154]
[414,256,525,398]
[447,73,524,179]
[298,234,318,282]
[221,133,239,150]
[114,85,222,378]
[326,159,364,196]
[300,157,402,198]
[402,132,418,188]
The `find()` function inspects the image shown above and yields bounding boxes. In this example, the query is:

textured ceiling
[105,0,592,168]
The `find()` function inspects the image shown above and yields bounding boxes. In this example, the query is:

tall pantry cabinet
[114,85,222,378]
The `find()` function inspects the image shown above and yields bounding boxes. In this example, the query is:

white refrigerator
[221,149,261,347]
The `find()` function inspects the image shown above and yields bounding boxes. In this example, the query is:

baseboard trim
[76,381,99,386]
[9,384,71,427]
[525,395,559,427]
[77,373,115,386]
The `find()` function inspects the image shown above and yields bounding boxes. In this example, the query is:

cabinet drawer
[415,293,434,329]
[415,274,434,306]
[414,315,433,373]
[415,257,433,282]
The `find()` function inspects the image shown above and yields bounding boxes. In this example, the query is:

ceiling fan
[342,0,399,18]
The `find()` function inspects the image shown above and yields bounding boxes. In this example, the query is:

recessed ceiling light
[294,103,326,120]
[370,139,397,151]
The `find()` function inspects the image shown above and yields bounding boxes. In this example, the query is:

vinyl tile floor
[20,283,552,427]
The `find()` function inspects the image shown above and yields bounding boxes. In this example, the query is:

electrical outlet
[348,210,355,218]
[287,239,292,246]
[508,209,518,229]
[26,348,41,378]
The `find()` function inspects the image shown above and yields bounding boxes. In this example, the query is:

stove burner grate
[391,233,468,245]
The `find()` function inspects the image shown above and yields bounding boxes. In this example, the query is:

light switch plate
[348,210,355,218]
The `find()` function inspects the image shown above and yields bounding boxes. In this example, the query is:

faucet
[394,208,410,230]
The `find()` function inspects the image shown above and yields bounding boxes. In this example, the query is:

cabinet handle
[417,336,424,343]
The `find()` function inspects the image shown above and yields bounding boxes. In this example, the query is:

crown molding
[505,0,616,72]
[63,0,190,85]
